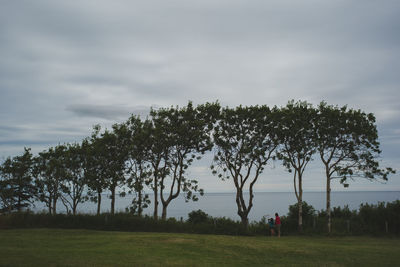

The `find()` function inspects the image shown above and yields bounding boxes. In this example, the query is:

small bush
[188,209,210,224]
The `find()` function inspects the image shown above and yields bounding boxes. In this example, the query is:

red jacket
[275,216,281,225]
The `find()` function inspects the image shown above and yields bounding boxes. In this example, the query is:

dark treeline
[1,200,399,236]
[0,100,395,233]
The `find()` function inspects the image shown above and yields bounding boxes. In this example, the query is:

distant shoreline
[111,190,400,195]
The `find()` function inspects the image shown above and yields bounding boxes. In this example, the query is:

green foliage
[212,105,279,226]
[316,102,395,186]
[276,100,317,173]
[33,145,66,214]
[276,101,319,231]
[150,101,220,219]
[188,209,210,224]
[279,200,400,236]
[59,143,89,215]
[0,100,396,236]
[0,148,35,212]
[287,201,316,221]
[122,117,153,216]
[82,126,109,214]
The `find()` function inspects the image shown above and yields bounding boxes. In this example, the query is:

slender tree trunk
[52,196,57,214]
[48,193,52,214]
[52,182,59,214]
[17,192,21,212]
[294,169,303,232]
[298,174,303,233]
[97,191,101,215]
[111,185,116,215]
[72,195,78,215]
[153,176,158,220]
[326,166,331,233]
[138,190,143,216]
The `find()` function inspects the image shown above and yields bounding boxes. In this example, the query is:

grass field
[0,229,399,266]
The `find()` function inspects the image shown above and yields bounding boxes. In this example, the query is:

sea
[32,191,400,222]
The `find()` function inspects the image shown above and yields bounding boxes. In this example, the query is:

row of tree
[0,100,395,233]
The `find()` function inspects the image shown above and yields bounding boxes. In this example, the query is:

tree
[152,102,220,220]
[33,145,67,214]
[59,143,88,215]
[144,116,170,220]
[211,105,279,227]
[83,125,109,215]
[316,102,396,233]
[122,116,152,216]
[287,201,316,223]
[277,101,317,232]
[106,123,131,215]
[0,148,35,212]
[0,158,15,213]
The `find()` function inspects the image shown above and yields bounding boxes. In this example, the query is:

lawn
[0,229,399,266]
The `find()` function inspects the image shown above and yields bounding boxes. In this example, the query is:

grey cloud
[0,126,22,133]
[66,104,151,120]
[0,140,57,146]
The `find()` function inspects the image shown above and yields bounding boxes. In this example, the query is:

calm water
[33,191,400,222]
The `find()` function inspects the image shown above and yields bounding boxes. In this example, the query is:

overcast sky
[1,0,399,193]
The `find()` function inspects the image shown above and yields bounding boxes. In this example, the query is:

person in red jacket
[275,213,281,237]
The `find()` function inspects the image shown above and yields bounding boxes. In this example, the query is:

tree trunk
[111,186,115,215]
[298,174,303,233]
[97,191,101,215]
[52,196,57,215]
[138,190,143,216]
[298,200,303,232]
[326,167,331,234]
[241,216,249,228]
[47,193,53,214]
[153,177,158,220]
[17,193,21,212]
[235,185,249,228]
[161,204,167,220]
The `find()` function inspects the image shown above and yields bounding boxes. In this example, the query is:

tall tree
[59,143,88,215]
[83,125,109,215]
[33,150,53,214]
[0,158,15,213]
[145,116,170,220]
[211,105,279,227]
[0,148,35,212]
[316,102,395,233]
[33,146,67,214]
[123,117,152,216]
[152,102,220,220]
[277,101,317,232]
[104,124,130,215]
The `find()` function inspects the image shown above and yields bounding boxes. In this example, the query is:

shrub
[187,209,210,224]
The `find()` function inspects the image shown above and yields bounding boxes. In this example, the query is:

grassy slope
[0,229,399,266]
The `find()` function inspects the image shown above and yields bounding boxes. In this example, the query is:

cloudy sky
[1,0,399,193]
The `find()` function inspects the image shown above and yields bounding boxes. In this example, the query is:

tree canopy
[0,100,395,233]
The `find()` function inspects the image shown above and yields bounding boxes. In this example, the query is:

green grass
[0,229,399,266]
